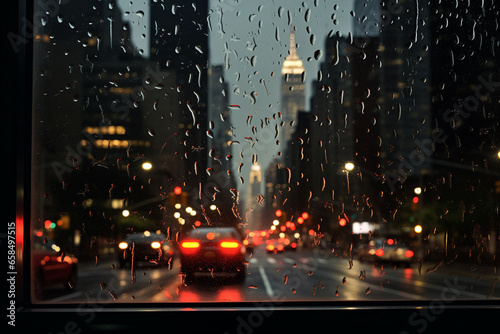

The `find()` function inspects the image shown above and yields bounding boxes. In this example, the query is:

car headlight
[118,242,129,250]
[151,241,161,249]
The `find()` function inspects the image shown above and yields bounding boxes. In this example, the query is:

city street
[40,246,499,304]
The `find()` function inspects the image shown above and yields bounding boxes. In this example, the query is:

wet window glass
[31,0,499,305]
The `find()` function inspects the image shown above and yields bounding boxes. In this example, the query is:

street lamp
[141,161,153,171]
[414,187,422,195]
[344,162,355,194]
[344,162,355,171]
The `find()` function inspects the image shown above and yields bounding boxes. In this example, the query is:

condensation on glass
[31,0,500,304]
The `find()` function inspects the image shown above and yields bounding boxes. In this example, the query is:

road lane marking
[258,265,274,297]
[249,258,258,263]
[267,257,277,264]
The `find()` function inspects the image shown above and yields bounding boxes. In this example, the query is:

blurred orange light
[297,217,304,224]
[280,225,286,232]
[44,220,52,229]
[266,244,275,251]
[302,212,309,220]
[220,241,239,248]
[194,220,201,227]
[276,244,284,251]
[405,250,414,258]
[275,209,283,217]
[387,238,394,245]
[375,249,384,257]
[174,186,182,195]
[338,218,347,227]
[308,229,315,236]
[181,241,200,248]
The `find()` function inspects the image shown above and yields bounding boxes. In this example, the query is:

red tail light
[404,250,414,258]
[220,241,239,248]
[181,241,200,249]
[266,244,275,251]
[375,249,384,257]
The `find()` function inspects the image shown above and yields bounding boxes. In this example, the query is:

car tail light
[404,250,414,258]
[118,242,128,250]
[220,241,239,248]
[266,244,275,251]
[375,249,384,257]
[151,241,161,249]
[181,241,200,249]
[276,244,284,251]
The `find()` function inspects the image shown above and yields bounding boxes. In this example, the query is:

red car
[32,235,78,298]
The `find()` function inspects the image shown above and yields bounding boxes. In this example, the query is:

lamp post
[344,162,355,194]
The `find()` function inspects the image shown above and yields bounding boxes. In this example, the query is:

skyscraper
[281,26,306,144]
[149,0,209,193]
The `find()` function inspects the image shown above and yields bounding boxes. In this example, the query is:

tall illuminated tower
[281,26,306,144]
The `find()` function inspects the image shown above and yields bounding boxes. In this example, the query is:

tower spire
[288,25,298,59]
[281,25,304,75]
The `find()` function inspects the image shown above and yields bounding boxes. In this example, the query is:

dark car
[32,235,78,298]
[118,231,174,268]
[358,238,414,266]
[179,227,246,283]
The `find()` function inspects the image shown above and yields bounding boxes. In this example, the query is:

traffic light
[411,196,419,211]
[169,186,188,207]
[174,186,182,196]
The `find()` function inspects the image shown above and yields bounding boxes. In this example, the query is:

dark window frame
[7,1,499,332]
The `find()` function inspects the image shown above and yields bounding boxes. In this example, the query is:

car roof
[187,227,239,239]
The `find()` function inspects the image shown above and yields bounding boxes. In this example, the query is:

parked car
[32,235,78,298]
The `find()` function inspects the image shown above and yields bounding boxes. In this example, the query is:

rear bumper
[180,254,245,273]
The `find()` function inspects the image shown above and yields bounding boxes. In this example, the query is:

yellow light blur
[210,204,217,210]
[270,225,276,230]
[345,162,355,171]
[151,241,161,249]
[175,203,182,209]
[273,220,279,226]
[174,212,181,219]
[414,187,422,195]
[144,231,151,237]
[118,242,128,250]
[142,161,153,170]
[414,225,422,233]
[122,209,130,217]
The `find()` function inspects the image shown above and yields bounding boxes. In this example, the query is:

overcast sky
[118,0,353,200]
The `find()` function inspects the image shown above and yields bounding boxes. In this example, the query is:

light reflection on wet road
[40,246,499,304]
